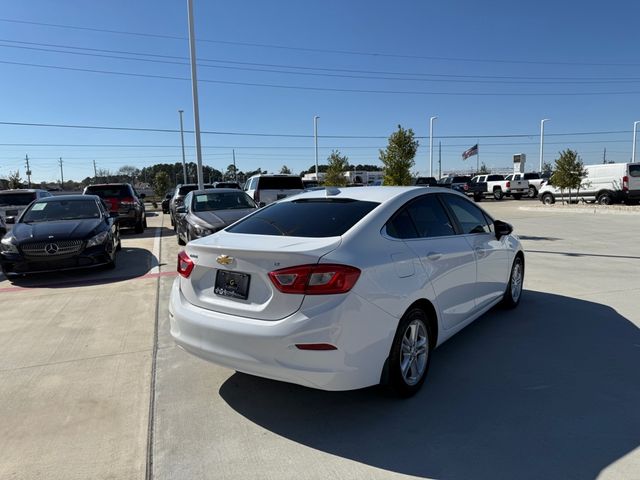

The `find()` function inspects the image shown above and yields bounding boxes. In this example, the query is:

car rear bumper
[168,279,397,391]
[0,246,112,275]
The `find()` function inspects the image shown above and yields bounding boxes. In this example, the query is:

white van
[538,162,640,205]
[243,174,304,206]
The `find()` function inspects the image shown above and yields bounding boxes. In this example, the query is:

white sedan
[169,187,524,397]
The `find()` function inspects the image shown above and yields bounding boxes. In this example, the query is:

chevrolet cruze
[169,187,524,397]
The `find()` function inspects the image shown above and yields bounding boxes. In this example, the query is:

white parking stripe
[149,223,162,275]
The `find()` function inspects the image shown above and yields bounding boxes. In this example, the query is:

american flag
[462,144,478,160]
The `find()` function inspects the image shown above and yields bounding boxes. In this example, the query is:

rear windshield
[257,176,303,190]
[193,191,256,211]
[215,182,241,189]
[178,184,213,195]
[85,185,130,198]
[22,200,100,222]
[0,193,36,206]
[227,198,379,237]
[452,176,471,183]
[524,173,540,179]
[629,165,640,178]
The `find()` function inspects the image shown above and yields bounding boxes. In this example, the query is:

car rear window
[629,165,640,178]
[215,182,241,189]
[85,185,130,198]
[257,176,303,190]
[0,193,36,206]
[178,184,213,195]
[452,176,471,183]
[487,175,504,181]
[227,198,379,237]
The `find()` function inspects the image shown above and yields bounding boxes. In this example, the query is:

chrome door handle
[426,252,442,261]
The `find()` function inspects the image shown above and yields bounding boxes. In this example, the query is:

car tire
[493,189,503,201]
[115,229,122,251]
[143,216,148,228]
[512,193,522,200]
[597,192,613,205]
[541,193,555,205]
[134,218,144,234]
[473,193,483,202]
[170,216,174,226]
[106,249,117,270]
[502,256,524,308]
[528,186,537,198]
[385,307,432,398]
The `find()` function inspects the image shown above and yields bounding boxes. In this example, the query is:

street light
[186,0,204,189]
[633,121,640,163]
[314,116,320,179]
[429,116,437,177]
[539,118,550,173]
[178,109,187,184]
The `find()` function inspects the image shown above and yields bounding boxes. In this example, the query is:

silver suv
[0,189,52,224]
[243,174,304,206]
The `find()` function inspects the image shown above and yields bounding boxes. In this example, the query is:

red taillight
[506,181,511,188]
[177,251,194,278]
[269,264,360,295]
[295,343,337,351]
[623,175,629,191]
[120,196,136,207]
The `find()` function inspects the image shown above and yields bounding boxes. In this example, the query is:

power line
[3,59,640,97]
[0,120,633,139]
[1,17,639,67]
[3,41,640,86]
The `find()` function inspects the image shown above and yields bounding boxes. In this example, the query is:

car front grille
[21,240,84,257]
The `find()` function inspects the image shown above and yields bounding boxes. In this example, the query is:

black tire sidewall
[502,256,524,308]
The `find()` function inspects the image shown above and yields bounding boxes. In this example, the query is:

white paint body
[169,187,523,391]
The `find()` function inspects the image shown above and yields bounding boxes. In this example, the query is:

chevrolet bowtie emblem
[216,255,233,265]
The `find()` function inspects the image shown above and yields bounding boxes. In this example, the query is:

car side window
[406,195,455,237]
[443,194,492,234]
[386,208,418,239]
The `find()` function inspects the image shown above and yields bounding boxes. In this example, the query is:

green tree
[280,165,292,174]
[379,125,418,186]
[324,150,349,187]
[153,171,171,198]
[550,149,587,204]
[8,170,23,189]
[542,161,553,176]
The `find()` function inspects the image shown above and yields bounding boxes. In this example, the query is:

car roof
[36,194,100,202]
[85,183,131,187]
[187,188,247,195]
[278,186,458,204]
[0,189,47,193]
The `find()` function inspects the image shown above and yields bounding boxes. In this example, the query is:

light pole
[314,116,320,179]
[178,109,187,184]
[429,116,437,177]
[539,118,549,173]
[186,0,204,189]
[633,121,640,163]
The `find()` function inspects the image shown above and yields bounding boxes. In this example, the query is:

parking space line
[149,224,162,275]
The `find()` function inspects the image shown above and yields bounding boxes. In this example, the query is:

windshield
[227,198,379,237]
[0,193,36,207]
[178,184,214,195]
[192,191,256,211]
[85,185,130,198]
[22,200,101,222]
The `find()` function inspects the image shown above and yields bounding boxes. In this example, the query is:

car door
[392,194,477,330]
[441,193,509,310]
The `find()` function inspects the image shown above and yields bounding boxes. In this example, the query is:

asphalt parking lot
[1,200,639,480]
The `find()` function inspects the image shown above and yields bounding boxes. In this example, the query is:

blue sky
[1,0,639,182]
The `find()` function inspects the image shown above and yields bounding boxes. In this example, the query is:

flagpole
[476,140,479,174]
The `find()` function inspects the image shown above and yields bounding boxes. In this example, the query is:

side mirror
[494,220,513,239]
[139,193,146,199]
[6,217,15,224]
[176,206,186,214]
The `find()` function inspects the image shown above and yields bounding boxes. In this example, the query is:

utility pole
[232,149,237,181]
[633,121,640,164]
[186,0,204,190]
[314,116,320,179]
[539,119,549,172]
[25,154,32,188]
[438,141,442,179]
[93,160,98,180]
[59,157,64,187]
[429,116,437,177]
[603,147,607,164]
[178,109,187,185]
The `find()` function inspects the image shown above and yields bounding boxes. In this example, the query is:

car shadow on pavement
[4,246,159,288]
[120,226,176,240]
[219,291,640,480]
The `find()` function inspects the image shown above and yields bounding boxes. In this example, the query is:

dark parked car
[0,215,6,238]
[169,183,214,229]
[437,176,473,193]
[415,177,437,187]
[83,183,146,233]
[161,193,172,214]
[175,189,258,245]
[213,181,241,189]
[0,195,120,277]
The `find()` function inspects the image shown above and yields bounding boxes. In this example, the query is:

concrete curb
[519,204,640,216]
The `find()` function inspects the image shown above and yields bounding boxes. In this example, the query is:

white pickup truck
[471,174,529,200]
[505,172,546,198]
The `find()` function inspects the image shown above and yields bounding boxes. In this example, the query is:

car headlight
[0,236,19,254]
[193,224,213,236]
[86,231,110,248]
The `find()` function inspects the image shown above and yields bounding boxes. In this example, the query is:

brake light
[177,251,195,278]
[269,264,360,295]
[623,175,629,191]
[120,196,136,207]
[506,181,511,188]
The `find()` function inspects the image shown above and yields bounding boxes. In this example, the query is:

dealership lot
[1,201,639,480]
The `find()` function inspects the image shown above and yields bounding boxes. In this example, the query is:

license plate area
[214,270,250,300]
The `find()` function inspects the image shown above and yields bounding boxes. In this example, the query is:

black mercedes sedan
[0,195,121,276]
[175,188,258,245]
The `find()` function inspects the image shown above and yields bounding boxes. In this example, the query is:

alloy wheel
[400,320,429,386]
